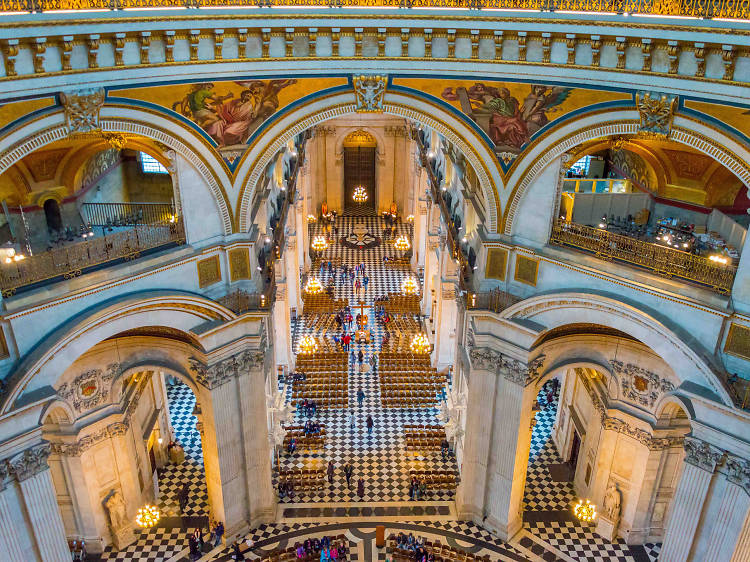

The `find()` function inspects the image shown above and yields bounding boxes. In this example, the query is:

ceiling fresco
[683,99,750,142]
[391,77,632,162]
[0,96,56,130]
[110,77,348,165]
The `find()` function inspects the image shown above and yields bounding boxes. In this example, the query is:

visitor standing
[357,388,365,407]
[357,477,365,499]
[366,415,374,435]
[327,460,335,485]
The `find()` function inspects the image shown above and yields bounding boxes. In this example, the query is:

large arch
[502,108,750,235]
[233,88,504,233]
[0,290,236,414]
[501,292,733,407]
[0,103,235,235]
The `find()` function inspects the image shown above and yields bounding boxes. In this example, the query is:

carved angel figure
[104,490,127,530]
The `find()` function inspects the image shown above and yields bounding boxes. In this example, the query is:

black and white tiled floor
[276,216,457,504]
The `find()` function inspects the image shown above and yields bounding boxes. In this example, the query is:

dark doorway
[344,145,376,215]
[43,199,63,232]
[569,430,582,473]
[148,445,157,475]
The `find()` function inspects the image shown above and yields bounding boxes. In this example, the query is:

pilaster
[660,436,723,562]
[0,464,25,562]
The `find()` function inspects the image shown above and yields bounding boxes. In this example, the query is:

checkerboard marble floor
[275,216,457,504]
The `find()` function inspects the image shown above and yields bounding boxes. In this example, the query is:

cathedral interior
[0,3,749,562]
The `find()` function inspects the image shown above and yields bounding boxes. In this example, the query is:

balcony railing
[216,288,272,314]
[81,202,175,228]
[0,219,185,297]
[467,288,522,313]
[0,0,748,20]
[550,220,737,294]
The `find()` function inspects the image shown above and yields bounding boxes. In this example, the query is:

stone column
[660,437,724,562]
[0,464,25,562]
[434,282,458,370]
[701,455,750,561]
[412,197,429,271]
[8,443,70,562]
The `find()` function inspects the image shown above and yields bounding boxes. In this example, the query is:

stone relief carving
[8,443,51,481]
[684,436,724,472]
[60,87,106,133]
[353,75,387,112]
[603,482,622,521]
[57,363,120,414]
[191,349,266,390]
[610,360,674,408]
[725,455,750,493]
[635,90,677,139]
[439,384,466,445]
[104,490,127,531]
[468,347,545,387]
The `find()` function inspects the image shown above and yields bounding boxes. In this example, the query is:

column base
[110,525,136,551]
[483,513,522,542]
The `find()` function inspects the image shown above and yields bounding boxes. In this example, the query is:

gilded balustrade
[550,220,737,294]
[0,0,748,19]
[467,288,521,312]
[0,219,185,297]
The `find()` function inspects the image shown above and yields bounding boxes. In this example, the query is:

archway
[342,130,377,216]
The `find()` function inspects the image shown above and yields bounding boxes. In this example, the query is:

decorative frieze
[8,443,51,481]
[57,363,120,414]
[610,360,674,408]
[684,436,724,472]
[50,422,127,457]
[468,347,545,387]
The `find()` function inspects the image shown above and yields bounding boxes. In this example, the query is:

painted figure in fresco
[235,78,298,140]
[205,89,257,147]
[441,82,572,153]
[172,83,231,130]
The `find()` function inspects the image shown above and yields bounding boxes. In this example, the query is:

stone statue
[104,490,127,530]
[603,483,621,521]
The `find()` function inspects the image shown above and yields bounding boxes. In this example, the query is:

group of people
[303,420,322,435]
[278,479,295,499]
[393,533,434,562]
[408,476,428,501]
[295,536,348,561]
[296,398,318,418]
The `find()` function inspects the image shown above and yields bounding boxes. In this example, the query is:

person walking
[179,483,190,514]
[366,415,374,436]
[357,350,364,365]
[357,388,365,407]
[349,410,356,430]
[357,477,365,499]
[327,460,335,485]
[213,521,224,548]
[343,463,353,488]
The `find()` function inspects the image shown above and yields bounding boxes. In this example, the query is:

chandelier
[410,333,431,354]
[306,214,317,223]
[402,277,419,295]
[304,277,323,295]
[299,335,318,354]
[394,236,411,251]
[353,185,368,203]
[135,505,160,528]
[574,499,597,522]
[311,235,329,252]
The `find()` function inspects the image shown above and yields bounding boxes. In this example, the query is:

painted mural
[112,77,348,164]
[0,96,55,131]
[393,78,632,159]
[684,99,750,142]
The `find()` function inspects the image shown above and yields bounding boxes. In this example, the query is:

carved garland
[610,360,675,408]
[684,436,724,472]
[56,362,121,414]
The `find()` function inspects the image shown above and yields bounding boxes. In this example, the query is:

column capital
[684,436,724,472]
[724,454,750,494]
[7,442,51,482]
[468,347,545,387]
[191,348,266,390]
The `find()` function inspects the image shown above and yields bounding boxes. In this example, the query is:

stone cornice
[190,348,265,390]
[7,443,51,482]
[684,436,725,472]
[468,346,545,387]
[725,454,750,495]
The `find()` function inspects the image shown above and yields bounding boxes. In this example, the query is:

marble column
[660,437,724,562]
[701,456,750,561]
[0,465,25,562]
[8,443,70,562]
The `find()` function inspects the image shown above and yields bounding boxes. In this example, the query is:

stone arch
[0,104,234,235]
[501,292,733,407]
[1,291,236,415]
[502,108,750,235]
[40,400,76,426]
[234,89,503,233]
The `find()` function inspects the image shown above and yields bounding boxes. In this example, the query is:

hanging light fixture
[401,277,419,296]
[574,499,597,522]
[353,185,368,203]
[410,333,431,354]
[299,335,319,354]
[311,235,329,252]
[307,214,317,223]
[135,505,160,528]
[394,236,411,252]
[304,277,323,295]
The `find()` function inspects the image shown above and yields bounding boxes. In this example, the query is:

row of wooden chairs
[283,436,325,451]
[302,293,348,312]
[259,534,348,562]
[404,429,445,439]
[410,470,459,488]
[382,397,438,408]
[291,397,348,409]
[404,424,443,431]
[277,470,326,490]
[405,437,443,453]
[291,383,347,394]
[388,539,489,562]
[381,383,441,392]
[291,390,347,401]
[284,424,326,433]
[285,428,328,438]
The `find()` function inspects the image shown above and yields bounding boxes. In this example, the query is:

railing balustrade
[216,288,271,313]
[467,288,521,313]
[0,219,185,297]
[81,202,175,227]
[0,0,748,20]
[550,220,737,294]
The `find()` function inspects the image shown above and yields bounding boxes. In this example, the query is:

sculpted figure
[104,490,127,530]
[603,483,621,520]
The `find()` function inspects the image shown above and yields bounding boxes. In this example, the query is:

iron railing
[467,288,521,313]
[550,220,737,294]
[0,219,185,297]
[216,288,272,313]
[0,0,748,20]
[81,202,175,228]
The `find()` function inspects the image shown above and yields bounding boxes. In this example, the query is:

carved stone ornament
[684,436,724,472]
[635,91,677,139]
[57,363,120,414]
[468,347,545,387]
[353,75,387,113]
[60,87,106,133]
[725,455,750,494]
[191,349,265,390]
[610,360,675,408]
[8,443,51,482]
